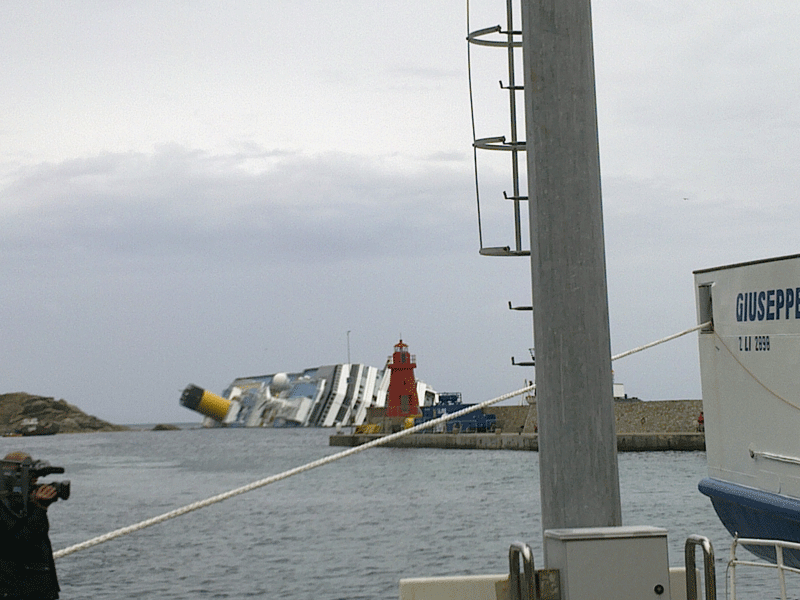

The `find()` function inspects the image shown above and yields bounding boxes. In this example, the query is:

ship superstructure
[180,340,439,428]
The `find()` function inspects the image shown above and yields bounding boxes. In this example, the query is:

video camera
[0,456,70,517]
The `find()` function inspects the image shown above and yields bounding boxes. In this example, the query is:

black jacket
[0,498,60,599]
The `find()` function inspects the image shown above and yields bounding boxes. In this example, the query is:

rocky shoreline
[0,392,129,435]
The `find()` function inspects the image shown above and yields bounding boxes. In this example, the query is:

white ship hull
[695,253,800,565]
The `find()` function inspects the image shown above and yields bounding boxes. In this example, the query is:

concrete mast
[520,0,622,530]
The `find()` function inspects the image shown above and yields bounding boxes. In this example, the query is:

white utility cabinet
[544,526,671,600]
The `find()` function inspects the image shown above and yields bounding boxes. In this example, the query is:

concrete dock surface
[330,400,706,451]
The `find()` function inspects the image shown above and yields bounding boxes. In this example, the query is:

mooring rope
[710,328,800,413]
[53,385,531,559]
[612,322,711,362]
[54,321,710,559]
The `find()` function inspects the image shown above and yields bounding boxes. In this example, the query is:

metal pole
[505,0,523,253]
[520,0,622,531]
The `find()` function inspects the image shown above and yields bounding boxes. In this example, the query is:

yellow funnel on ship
[180,384,231,422]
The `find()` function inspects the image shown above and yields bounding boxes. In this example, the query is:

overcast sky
[2,1,799,425]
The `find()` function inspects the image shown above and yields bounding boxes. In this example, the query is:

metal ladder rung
[467,25,523,48]
[480,246,530,257]
[512,358,535,367]
[503,191,529,201]
[508,302,532,311]
[473,136,526,151]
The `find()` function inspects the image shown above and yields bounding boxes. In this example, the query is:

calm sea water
[0,428,793,599]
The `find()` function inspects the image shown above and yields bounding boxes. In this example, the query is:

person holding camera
[0,451,61,600]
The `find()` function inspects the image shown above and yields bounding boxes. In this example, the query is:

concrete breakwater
[330,432,705,451]
[496,399,704,435]
[330,399,706,451]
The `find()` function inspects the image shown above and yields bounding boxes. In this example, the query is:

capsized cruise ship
[180,340,440,428]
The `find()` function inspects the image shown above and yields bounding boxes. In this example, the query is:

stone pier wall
[485,399,704,434]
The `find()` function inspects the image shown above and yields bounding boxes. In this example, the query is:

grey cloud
[1,147,475,267]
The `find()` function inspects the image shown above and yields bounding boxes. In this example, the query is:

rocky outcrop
[152,423,180,431]
[0,392,128,434]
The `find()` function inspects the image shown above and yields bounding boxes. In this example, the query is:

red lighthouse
[384,339,421,418]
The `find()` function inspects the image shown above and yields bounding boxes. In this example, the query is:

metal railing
[686,535,717,600]
[728,536,800,600]
[509,541,536,600]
